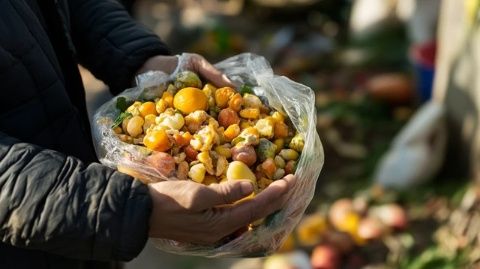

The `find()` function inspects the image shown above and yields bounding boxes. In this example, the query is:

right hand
[148,175,296,244]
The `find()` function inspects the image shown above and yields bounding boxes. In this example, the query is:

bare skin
[148,175,296,244]
[137,53,233,87]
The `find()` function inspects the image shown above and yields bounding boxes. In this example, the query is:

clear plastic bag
[92,53,324,257]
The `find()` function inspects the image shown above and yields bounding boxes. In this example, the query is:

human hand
[148,175,296,244]
[137,53,232,87]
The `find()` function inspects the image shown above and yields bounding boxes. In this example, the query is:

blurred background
[83,0,480,268]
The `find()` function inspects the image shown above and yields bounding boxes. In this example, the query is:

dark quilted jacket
[0,0,170,267]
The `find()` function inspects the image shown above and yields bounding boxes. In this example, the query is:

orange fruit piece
[143,129,171,152]
[139,101,157,117]
[173,87,208,114]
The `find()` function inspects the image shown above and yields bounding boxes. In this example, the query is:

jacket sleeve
[68,0,171,94]
[0,131,152,261]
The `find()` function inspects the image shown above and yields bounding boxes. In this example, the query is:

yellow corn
[215,156,228,176]
[126,101,141,116]
[189,163,206,183]
[274,155,285,168]
[203,83,217,108]
[289,133,305,152]
[279,149,299,161]
[166,84,177,95]
[224,124,240,141]
[121,116,131,134]
[126,115,144,138]
[215,87,235,108]
[243,94,262,108]
[273,168,285,180]
[143,114,156,132]
[197,151,214,175]
[239,108,260,120]
[156,99,167,114]
[228,93,243,112]
[240,120,253,129]
[162,91,174,107]
[215,145,232,159]
[271,111,285,122]
[273,138,284,153]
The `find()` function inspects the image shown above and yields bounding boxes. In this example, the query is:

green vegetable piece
[174,71,202,89]
[111,112,132,128]
[256,138,277,162]
[240,84,254,95]
[115,96,132,112]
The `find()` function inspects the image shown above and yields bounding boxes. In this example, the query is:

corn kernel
[126,101,141,116]
[239,108,260,120]
[166,84,177,95]
[243,94,262,108]
[274,155,286,168]
[228,93,243,112]
[224,124,240,141]
[203,83,217,108]
[121,116,131,134]
[127,115,144,138]
[202,83,217,97]
[215,87,235,108]
[189,163,206,183]
[279,149,299,161]
[215,145,232,159]
[289,133,305,152]
[274,138,284,153]
[162,91,174,107]
[240,120,253,129]
[197,151,214,175]
[216,156,228,176]
[143,114,156,132]
[271,111,285,122]
[273,168,285,180]
[156,99,167,114]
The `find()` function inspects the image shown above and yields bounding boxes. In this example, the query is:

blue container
[413,63,435,103]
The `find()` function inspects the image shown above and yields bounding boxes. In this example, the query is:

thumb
[187,53,233,87]
[206,181,254,206]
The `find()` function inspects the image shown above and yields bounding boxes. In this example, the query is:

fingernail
[239,181,254,196]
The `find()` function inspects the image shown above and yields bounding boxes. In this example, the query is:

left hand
[137,53,232,87]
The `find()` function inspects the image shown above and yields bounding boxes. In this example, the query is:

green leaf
[115,97,131,112]
[111,112,132,128]
[240,84,254,95]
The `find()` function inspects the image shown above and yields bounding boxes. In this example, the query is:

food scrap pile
[111,71,303,193]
